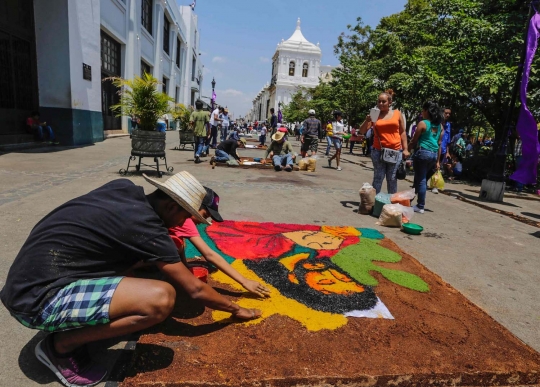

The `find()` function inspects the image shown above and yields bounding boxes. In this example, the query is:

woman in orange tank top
[359,90,409,194]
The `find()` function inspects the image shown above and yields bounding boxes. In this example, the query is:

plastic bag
[359,183,376,215]
[298,158,308,171]
[377,203,414,227]
[429,170,445,190]
[391,188,415,207]
[307,157,317,172]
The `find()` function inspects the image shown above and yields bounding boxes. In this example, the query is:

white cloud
[212,56,226,63]
[221,89,244,97]
[259,57,270,63]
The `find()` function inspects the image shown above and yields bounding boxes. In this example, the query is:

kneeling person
[212,138,246,163]
[262,131,294,171]
[0,171,260,387]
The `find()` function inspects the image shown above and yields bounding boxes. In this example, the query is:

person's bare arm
[157,261,261,319]
[359,115,372,134]
[436,125,443,169]
[189,236,270,297]
[399,113,409,158]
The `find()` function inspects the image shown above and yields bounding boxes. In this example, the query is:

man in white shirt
[209,106,222,148]
[328,110,344,171]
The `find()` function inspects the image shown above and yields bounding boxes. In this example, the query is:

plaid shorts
[301,136,319,153]
[14,277,123,332]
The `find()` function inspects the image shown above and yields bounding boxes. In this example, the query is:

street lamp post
[211,77,216,111]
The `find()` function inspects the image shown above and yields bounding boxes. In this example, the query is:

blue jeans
[221,126,229,141]
[413,149,438,209]
[214,149,231,162]
[36,125,55,141]
[273,154,293,167]
[260,135,266,145]
[194,136,206,158]
[371,148,403,194]
[326,136,332,154]
[156,122,166,132]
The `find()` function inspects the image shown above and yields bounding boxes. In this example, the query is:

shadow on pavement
[0,144,95,156]
[340,200,360,213]
[18,331,138,385]
[522,212,540,220]
[444,189,521,208]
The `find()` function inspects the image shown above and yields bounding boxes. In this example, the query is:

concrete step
[104,129,128,138]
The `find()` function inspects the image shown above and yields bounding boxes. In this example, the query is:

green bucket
[402,223,424,235]
[372,193,391,218]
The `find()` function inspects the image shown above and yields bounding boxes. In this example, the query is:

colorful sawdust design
[185,221,429,330]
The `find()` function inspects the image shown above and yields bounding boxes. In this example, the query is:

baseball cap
[201,187,223,222]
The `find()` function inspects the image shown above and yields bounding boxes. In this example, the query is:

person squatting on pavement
[301,109,322,158]
[262,131,295,171]
[0,171,261,387]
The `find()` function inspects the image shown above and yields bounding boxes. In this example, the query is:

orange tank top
[373,110,402,151]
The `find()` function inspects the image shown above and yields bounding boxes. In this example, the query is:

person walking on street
[220,108,230,141]
[301,109,322,158]
[408,101,443,213]
[328,111,345,171]
[359,89,409,194]
[209,105,222,148]
[190,100,210,163]
[324,121,333,156]
[269,108,278,139]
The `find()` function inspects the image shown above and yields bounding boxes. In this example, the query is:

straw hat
[272,131,285,142]
[143,171,209,225]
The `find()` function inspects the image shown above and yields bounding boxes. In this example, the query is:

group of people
[1,171,268,387]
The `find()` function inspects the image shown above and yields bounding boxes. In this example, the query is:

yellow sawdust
[211,260,348,331]
[321,226,361,239]
[279,253,310,271]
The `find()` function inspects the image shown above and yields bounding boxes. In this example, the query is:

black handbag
[396,160,406,180]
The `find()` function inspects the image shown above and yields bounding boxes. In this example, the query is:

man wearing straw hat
[0,171,260,387]
[262,131,295,171]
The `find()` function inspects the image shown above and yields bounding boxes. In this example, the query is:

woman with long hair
[408,101,443,213]
[359,89,409,193]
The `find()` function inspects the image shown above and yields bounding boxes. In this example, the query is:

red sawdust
[121,238,540,387]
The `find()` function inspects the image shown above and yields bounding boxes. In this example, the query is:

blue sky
[177,0,407,118]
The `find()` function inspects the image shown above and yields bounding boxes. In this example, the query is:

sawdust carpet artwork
[122,221,540,387]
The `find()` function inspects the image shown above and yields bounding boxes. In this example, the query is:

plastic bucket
[373,193,391,218]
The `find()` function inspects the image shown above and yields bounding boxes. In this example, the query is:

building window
[162,77,168,94]
[101,31,121,76]
[302,62,308,77]
[176,38,181,68]
[141,0,153,35]
[191,55,196,81]
[175,86,180,103]
[289,61,295,76]
[163,14,170,55]
[141,61,151,77]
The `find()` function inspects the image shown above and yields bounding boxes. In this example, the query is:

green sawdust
[331,238,429,292]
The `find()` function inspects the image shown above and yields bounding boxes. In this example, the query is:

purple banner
[511,13,540,185]
[278,109,283,123]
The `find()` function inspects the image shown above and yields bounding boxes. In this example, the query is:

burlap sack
[298,159,308,171]
[359,183,376,215]
[307,157,317,172]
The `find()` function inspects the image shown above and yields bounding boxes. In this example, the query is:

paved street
[1,134,539,386]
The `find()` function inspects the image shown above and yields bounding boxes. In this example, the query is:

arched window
[302,62,308,77]
[289,61,295,76]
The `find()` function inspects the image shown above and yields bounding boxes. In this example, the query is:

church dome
[277,18,321,55]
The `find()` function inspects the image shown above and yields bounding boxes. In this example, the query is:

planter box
[131,130,166,157]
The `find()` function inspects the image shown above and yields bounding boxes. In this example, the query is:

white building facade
[247,19,323,123]
[0,0,203,146]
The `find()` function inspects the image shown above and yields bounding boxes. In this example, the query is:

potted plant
[111,74,174,176]
[172,103,195,149]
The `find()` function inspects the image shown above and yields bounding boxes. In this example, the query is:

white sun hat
[143,171,209,225]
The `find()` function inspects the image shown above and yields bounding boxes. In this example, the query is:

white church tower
[269,18,322,115]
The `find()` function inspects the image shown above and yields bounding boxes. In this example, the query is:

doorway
[100,31,121,131]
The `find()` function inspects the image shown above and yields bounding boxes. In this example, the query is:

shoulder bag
[373,125,401,164]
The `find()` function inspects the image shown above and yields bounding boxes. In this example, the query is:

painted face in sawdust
[282,231,344,250]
